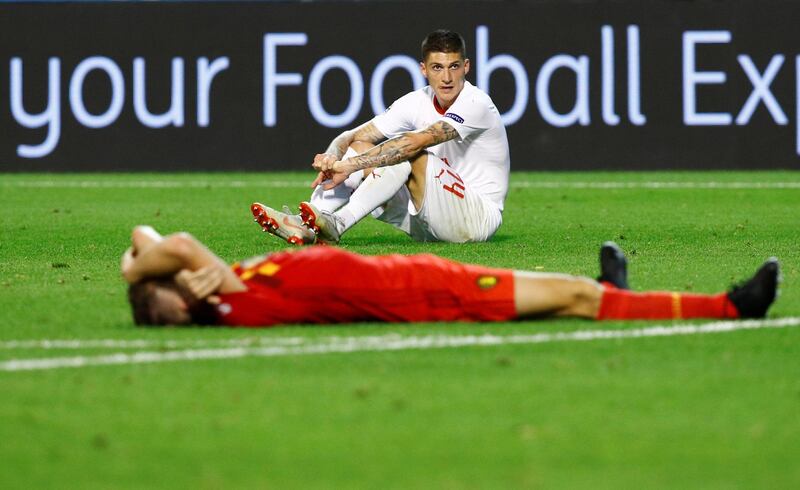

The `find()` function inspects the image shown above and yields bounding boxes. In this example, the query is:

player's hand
[321,162,351,190]
[312,153,338,172]
[311,159,355,189]
[312,160,354,190]
[310,170,331,189]
[311,153,341,189]
[175,266,224,300]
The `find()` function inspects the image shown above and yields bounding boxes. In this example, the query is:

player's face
[421,52,470,109]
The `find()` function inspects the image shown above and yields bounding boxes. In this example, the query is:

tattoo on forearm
[346,121,458,171]
[350,137,413,170]
[421,122,458,145]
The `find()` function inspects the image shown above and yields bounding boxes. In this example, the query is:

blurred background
[1,0,797,171]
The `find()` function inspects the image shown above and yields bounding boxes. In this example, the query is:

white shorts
[374,153,503,242]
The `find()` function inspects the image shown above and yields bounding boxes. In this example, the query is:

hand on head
[175,266,223,304]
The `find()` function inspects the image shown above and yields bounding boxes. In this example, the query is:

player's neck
[433,95,455,114]
[433,84,466,113]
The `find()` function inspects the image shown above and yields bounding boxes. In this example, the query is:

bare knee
[558,278,602,318]
[513,272,602,319]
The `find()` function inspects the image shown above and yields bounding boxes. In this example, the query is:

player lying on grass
[121,226,780,327]
[251,29,510,245]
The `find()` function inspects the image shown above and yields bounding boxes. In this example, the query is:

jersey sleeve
[371,91,420,138]
[438,91,495,141]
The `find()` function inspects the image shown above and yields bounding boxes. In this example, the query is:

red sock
[596,287,740,320]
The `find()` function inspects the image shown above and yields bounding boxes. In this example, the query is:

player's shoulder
[451,82,501,121]
[404,86,434,104]
[384,86,430,113]
[460,81,495,107]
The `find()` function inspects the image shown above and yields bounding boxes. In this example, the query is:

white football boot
[251,202,316,245]
[299,201,342,244]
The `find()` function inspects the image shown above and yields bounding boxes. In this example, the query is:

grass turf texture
[1,171,799,488]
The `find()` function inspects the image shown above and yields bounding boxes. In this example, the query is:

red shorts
[216,246,517,327]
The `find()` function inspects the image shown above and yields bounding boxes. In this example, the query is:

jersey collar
[431,81,469,115]
[432,95,447,115]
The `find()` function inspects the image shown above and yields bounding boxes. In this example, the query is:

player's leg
[301,151,492,244]
[410,154,502,242]
[300,160,413,243]
[307,141,374,214]
[513,257,780,320]
[406,151,427,212]
[513,272,603,318]
[597,258,780,320]
[512,240,627,318]
[252,142,372,245]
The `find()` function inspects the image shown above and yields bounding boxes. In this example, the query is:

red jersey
[215,246,516,327]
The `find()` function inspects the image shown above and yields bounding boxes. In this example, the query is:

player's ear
[420,61,427,78]
[463,58,471,75]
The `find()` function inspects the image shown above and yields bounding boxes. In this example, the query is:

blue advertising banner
[1,1,798,171]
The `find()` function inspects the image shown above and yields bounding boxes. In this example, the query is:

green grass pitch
[1,171,799,488]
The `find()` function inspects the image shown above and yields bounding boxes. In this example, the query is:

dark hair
[421,30,466,61]
[128,279,217,327]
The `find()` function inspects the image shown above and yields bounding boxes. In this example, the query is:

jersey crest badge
[477,275,498,289]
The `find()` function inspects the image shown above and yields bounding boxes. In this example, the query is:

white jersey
[371,81,510,211]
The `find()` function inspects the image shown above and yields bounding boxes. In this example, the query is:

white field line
[511,181,800,189]
[1,317,798,372]
[0,337,307,350]
[0,180,305,189]
[2,180,800,190]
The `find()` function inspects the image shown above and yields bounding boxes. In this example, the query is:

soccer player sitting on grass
[251,29,509,245]
[122,225,780,327]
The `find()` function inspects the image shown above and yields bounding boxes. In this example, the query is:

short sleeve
[438,92,495,141]
[372,91,420,138]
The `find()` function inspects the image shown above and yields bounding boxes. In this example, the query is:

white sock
[308,148,363,213]
[334,161,412,234]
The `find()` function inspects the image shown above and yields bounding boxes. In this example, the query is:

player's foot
[597,241,629,289]
[727,258,781,318]
[299,201,341,244]
[251,202,316,245]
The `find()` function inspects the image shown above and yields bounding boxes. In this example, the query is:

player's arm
[314,121,386,166]
[121,226,245,293]
[120,225,162,275]
[314,121,458,188]
[311,121,388,188]
[324,121,386,158]
[352,120,458,170]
